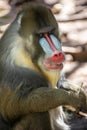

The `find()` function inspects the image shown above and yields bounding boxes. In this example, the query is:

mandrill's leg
[12,113,52,130]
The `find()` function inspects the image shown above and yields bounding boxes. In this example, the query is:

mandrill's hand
[77,88,87,111]
[59,80,87,114]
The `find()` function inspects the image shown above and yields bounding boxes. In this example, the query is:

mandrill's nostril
[59,52,62,56]
[54,52,62,57]
[54,54,58,57]
[51,52,64,62]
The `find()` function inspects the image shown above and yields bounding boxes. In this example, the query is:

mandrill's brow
[37,26,55,35]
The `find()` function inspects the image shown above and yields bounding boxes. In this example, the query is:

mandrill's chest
[41,70,61,88]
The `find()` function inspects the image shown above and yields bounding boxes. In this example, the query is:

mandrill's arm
[0,85,86,120]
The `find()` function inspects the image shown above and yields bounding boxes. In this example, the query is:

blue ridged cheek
[39,37,53,55]
[50,35,62,51]
[39,35,62,54]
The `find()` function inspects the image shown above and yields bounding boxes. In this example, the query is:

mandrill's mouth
[43,58,63,70]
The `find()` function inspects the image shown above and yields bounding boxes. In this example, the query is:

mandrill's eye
[39,33,43,37]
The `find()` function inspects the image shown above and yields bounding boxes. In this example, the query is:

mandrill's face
[16,3,65,86]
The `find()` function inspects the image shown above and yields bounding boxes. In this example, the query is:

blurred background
[0,0,87,87]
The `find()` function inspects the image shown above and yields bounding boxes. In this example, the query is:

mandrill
[0,2,86,130]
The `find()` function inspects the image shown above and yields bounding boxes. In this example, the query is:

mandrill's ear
[16,12,26,36]
[17,13,23,25]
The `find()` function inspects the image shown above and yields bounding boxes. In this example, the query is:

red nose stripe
[44,34,57,51]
